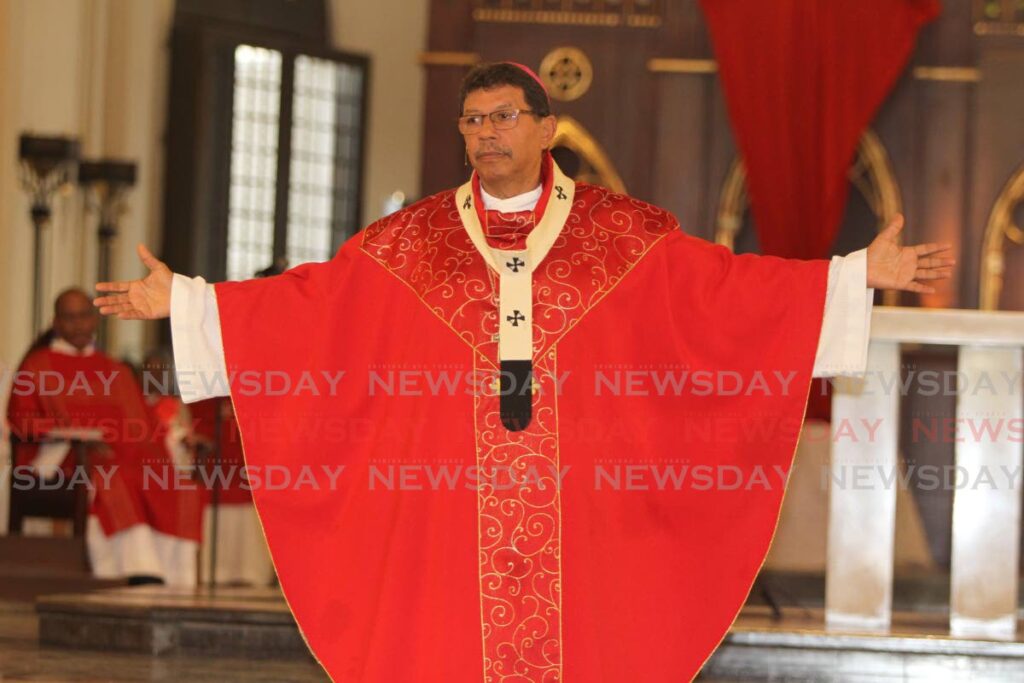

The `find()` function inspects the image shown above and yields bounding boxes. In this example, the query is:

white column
[825,341,901,632]
[949,346,1024,640]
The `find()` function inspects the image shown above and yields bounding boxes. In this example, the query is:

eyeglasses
[457,108,538,134]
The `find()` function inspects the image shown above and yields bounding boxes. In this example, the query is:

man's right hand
[93,243,173,320]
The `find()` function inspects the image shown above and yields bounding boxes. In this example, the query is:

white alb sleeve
[811,248,875,378]
[170,274,230,403]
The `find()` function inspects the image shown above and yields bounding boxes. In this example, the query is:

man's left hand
[866,214,955,293]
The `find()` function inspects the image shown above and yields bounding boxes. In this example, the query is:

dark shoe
[127,575,165,586]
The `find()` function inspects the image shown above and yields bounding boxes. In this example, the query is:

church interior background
[1,0,1023,680]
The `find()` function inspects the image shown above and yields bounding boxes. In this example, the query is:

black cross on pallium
[555,186,566,200]
[463,195,471,210]
[507,310,526,327]
[506,257,524,273]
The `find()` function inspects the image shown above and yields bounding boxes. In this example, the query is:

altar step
[704,606,1024,682]
[37,585,313,661]
[35,584,1024,679]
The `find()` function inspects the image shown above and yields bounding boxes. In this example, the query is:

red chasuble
[214,159,828,681]
[7,348,202,542]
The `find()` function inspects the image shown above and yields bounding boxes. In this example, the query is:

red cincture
[361,183,674,681]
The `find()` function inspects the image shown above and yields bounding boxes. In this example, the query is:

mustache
[474,147,511,158]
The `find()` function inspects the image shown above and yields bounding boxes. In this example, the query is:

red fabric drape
[699,0,940,259]
[700,0,939,420]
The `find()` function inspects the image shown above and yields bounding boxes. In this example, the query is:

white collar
[457,163,576,275]
[50,337,96,357]
[480,184,542,213]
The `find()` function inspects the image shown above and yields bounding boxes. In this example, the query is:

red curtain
[700,0,939,420]
[699,0,940,260]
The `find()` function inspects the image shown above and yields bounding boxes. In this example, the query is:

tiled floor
[0,601,328,683]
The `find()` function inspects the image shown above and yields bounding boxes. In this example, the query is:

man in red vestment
[96,63,953,680]
[8,289,202,585]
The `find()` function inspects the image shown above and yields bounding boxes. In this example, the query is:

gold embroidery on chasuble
[360,185,674,681]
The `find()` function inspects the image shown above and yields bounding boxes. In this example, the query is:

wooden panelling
[967,43,1024,309]
[421,0,1024,311]
[650,74,710,232]
[913,80,973,309]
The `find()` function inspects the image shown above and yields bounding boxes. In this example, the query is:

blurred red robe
[8,345,202,578]
[190,397,252,505]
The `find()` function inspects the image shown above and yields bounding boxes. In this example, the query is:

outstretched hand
[866,214,955,294]
[93,243,173,320]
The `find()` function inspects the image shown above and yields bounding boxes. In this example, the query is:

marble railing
[826,306,1024,639]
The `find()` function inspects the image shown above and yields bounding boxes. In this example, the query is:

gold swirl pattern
[360,183,675,680]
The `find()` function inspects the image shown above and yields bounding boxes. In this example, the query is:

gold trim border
[974,21,1024,36]
[419,51,481,67]
[912,66,981,82]
[473,8,661,28]
[647,58,718,74]
[647,59,981,82]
